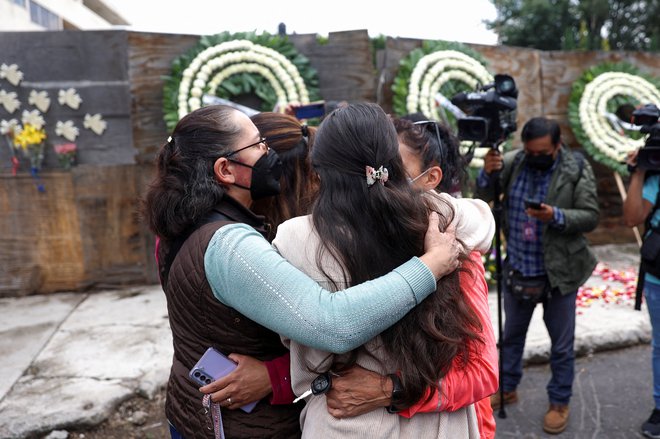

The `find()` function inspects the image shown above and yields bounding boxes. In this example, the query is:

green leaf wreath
[568,62,660,175]
[162,32,320,131]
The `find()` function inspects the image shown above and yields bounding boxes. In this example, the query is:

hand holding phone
[524,198,543,210]
[189,347,258,413]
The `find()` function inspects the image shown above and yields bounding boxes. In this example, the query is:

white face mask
[407,168,431,185]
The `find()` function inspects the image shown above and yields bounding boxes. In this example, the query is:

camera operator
[623,147,660,439]
[475,117,600,435]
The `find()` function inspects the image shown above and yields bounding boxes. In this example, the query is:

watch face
[311,373,331,395]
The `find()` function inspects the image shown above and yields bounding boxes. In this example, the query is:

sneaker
[489,390,518,410]
[642,408,660,438]
[543,403,569,434]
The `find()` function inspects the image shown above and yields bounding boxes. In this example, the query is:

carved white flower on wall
[28,90,51,113]
[55,120,80,141]
[0,118,21,136]
[21,109,45,130]
[58,88,83,110]
[0,89,21,113]
[83,113,107,135]
[0,63,24,86]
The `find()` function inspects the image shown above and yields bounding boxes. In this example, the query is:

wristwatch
[386,373,404,413]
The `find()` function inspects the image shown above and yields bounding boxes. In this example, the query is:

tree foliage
[487,0,659,51]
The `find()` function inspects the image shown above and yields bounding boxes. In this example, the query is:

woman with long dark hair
[142,105,461,439]
[394,115,497,438]
[275,103,496,438]
[394,116,494,255]
[250,112,318,239]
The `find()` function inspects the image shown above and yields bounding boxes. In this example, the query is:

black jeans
[501,281,577,405]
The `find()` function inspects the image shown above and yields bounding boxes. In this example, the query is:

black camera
[632,104,660,171]
[451,74,518,146]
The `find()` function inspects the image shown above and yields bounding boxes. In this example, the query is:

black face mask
[525,153,555,171]
[230,151,283,200]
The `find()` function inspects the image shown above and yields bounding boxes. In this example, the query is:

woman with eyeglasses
[274,103,498,438]
[394,117,495,254]
[395,116,498,437]
[143,105,462,439]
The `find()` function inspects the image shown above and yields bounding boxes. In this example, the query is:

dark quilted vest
[161,198,302,439]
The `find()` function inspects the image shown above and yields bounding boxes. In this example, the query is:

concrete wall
[0,29,658,295]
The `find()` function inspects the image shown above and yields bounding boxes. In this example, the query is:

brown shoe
[490,390,518,410]
[543,403,569,434]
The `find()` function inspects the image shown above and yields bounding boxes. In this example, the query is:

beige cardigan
[272,194,492,438]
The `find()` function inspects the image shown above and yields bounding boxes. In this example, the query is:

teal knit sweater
[205,223,436,354]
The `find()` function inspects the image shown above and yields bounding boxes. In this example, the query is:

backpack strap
[501,149,525,192]
[572,150,585,181]
[645,182,660,233]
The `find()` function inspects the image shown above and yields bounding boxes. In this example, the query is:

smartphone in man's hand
[524,198,543,210]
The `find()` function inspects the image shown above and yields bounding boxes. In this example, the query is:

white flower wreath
[404,49,494,168]
[406,50,492,120]
[569,64,660,175]
[579,72,660,162]
[176,40,311,121]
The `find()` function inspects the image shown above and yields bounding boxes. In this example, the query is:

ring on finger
[227,397,232,405]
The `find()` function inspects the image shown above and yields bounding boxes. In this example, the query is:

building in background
[0,0,129,31]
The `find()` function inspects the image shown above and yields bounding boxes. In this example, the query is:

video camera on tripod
[451,74,519,147]
[630,104,660,171]
[451,74,519,419]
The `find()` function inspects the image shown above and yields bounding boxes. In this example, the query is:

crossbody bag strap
[501,150,525,193]
[644,182,660,233]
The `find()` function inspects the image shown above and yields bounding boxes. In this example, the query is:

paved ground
[0,244,652,438]
[494,344,654,439]
[0,287,172,438]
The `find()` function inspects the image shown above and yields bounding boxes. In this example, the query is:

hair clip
[366,165,389,187]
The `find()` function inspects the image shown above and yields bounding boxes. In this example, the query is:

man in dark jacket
[476,117,599,435]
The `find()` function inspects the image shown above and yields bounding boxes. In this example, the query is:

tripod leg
[492,173,507,419]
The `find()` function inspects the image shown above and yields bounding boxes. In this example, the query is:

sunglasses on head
[412,120,447,166]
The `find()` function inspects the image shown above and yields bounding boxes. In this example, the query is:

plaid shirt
[477,153,566,277]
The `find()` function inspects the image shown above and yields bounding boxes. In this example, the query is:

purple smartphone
[189,347,258,413]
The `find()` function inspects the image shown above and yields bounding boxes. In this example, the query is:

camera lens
[205,378,212,384]
[500,80,513,92]
[638,147,660,170]
[649,151,660,167]
[200,374,206,381]
[194,371,200,377]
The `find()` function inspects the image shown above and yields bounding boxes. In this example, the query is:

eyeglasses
[413,120,447,165]
[223,137,268,158]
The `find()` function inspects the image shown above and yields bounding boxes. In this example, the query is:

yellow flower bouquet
[14,123,46,170]
[1,110,49,192]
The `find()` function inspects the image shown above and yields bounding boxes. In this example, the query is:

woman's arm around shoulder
[204,223,454,354]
